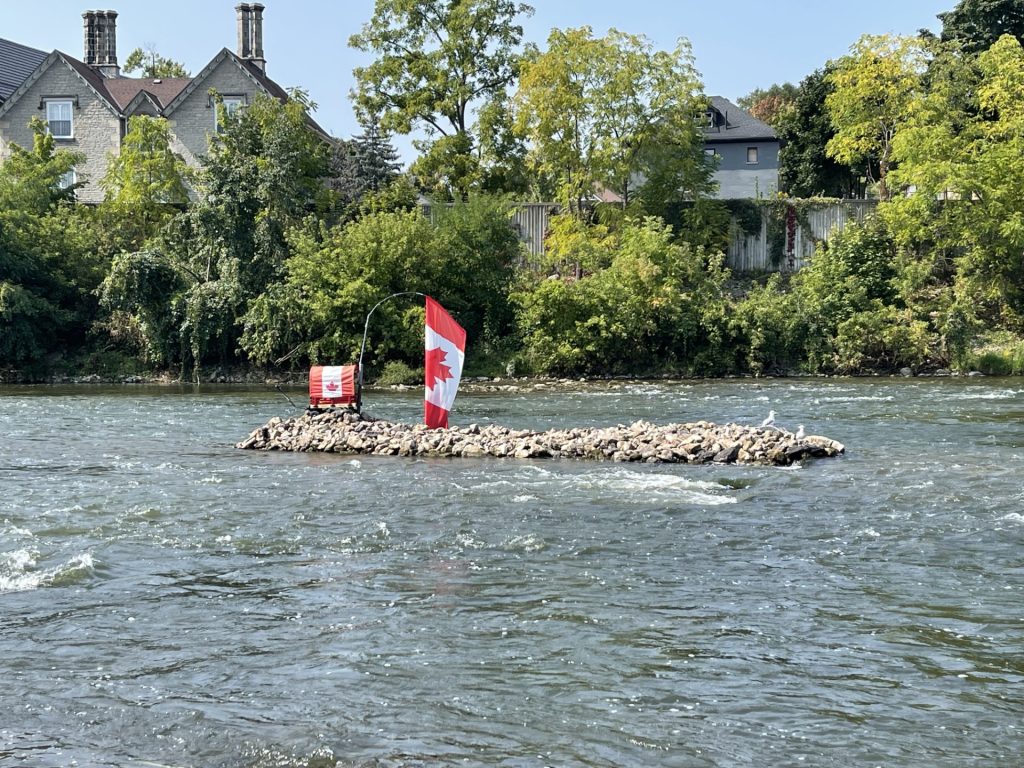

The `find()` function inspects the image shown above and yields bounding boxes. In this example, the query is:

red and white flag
[424,296,466,429]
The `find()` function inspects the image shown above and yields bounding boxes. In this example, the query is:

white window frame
[746,146,759,164]
[214,96,245,132]
[45,99,74,139]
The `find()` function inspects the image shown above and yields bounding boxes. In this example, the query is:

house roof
[704,95,777,143]
[104,77,192,111]
[0,38,48,102]
[0,45,328,138]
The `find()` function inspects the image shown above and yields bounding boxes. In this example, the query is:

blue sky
[6,0,954,162]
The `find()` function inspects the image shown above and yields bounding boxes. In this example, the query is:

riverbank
[235,408,845,466]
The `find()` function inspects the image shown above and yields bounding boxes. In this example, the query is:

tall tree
[349,0,533,198]
[123,46,189,78]
[777,67,860,198]
[826,34,929,201]
[0,120,100,364]
[887,34,1024,335]
[939,0,1024,54]
[100,91,333,374]
[100,115,192,250]
[514,27,708,218]
[737,82,798,129]
[329,121,402,208]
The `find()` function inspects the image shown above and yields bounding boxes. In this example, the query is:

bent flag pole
[424,296,466,429]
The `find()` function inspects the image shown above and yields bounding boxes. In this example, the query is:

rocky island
[236,409,845,466]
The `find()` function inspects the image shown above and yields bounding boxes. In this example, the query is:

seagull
[795,425,805,440]
[760,410,776,429]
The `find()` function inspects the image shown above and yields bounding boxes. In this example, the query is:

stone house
[0,4,319,203]
[702,95,779,199]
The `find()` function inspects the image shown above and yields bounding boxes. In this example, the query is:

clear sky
[5,0,954,162]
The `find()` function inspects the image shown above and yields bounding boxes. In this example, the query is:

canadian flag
[424,296,466,429]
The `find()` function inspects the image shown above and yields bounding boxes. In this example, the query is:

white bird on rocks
[760,410,776,429]
[795,425,805,440]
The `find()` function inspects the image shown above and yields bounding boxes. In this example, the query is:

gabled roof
[104,77,191,111]
[162,48,254,116]
[0,50,124,122]
[0,38,47,102]
[704,95,777,143]
[0,43,329,140]
[162,47,328,137]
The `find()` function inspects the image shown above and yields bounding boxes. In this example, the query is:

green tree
[329,121,402,209]
[123,46,190,78]
[826,35,929,201]
[349,0,533,197]
[100,91,332,375]
[514,27,709,218]
[887,34,1024,340]
[777,67,861,198]
[939,0,1024,54]
[239,196,520,370]
[513,217,732,375]
[100,115,192,250]
[0,120,102,365]
[737,82,798,129]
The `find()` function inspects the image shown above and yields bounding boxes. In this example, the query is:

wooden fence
[505,199,878,273]
[726,200,878,273]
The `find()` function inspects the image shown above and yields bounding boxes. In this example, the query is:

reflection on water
[1,379,1023,767]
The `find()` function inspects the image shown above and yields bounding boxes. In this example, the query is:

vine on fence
[731,197,842,268]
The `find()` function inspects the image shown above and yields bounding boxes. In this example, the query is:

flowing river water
[0,378,1022,767]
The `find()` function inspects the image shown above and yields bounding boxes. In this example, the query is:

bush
[964,333,1024,375]
[374,360,422,385]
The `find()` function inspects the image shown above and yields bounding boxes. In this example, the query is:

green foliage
[513,218,733,375]
[0,281,66,363]
[939,0,1024,54]
[349,0,533,198]
[777,67,861,198]
[826,35,929,200]
[100,115,192,250]
[887,34,1024,336]
[732,218,921,374]
[239,195,520,374]
[375,360,422,385]
[97,92,332,377]
[0,119,102,365]
[514,27,710,218]
[731,275,804,375]
[123,47,189,78]
[832,303,932,373]
[329,121,401,210]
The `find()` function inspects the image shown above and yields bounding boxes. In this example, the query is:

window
[746,146,759,164]
[46,100,74,138]
[704,148,717,157]
[215,96,245,132]
[57,168,76,190]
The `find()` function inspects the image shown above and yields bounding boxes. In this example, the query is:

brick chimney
[83,10,120,78]
[235,3,266,72]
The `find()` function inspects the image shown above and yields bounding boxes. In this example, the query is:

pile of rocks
[236,409,844,466]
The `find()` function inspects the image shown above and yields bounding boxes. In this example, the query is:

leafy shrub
[832,303,932,373]
[375,360,422,385]
[514,217,733,376]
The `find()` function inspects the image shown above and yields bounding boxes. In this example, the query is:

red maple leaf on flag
[325,381,339,392]
[425,346,453,386]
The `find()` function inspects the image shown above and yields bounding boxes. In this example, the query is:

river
[1,378,1021,767]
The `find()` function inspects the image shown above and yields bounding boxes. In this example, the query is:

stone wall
[0,58,121,204]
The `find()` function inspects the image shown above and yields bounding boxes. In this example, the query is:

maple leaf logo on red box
[325,381,339,392]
